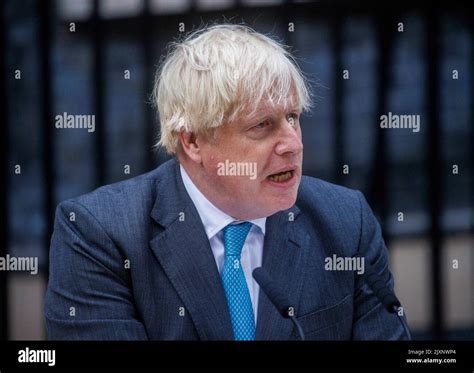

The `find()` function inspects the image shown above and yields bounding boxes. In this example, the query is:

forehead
[243,95,300,120]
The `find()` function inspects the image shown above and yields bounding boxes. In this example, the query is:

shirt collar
[180,164,266,240]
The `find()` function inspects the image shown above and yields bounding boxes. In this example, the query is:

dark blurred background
[1,0,473,340]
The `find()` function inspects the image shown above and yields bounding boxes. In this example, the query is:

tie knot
[223,222,253,257]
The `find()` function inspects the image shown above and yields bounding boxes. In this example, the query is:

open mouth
[267,170,294,183]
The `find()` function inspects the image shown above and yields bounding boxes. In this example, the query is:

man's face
[195,101,304,220]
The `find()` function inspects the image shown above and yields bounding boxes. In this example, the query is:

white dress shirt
[180,165,266,324]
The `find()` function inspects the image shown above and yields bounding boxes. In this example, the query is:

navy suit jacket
[44,158,410,340]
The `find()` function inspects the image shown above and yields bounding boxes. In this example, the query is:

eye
[252,120,271,130]
[286,112,299,125]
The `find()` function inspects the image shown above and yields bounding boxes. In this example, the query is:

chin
[280,198,297,211]
[268,196,297,213]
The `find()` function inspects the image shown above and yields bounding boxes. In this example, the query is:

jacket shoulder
[55,159,176,235]
[298,175,362,211]
[296,176,366,248]
[62,169,157,213]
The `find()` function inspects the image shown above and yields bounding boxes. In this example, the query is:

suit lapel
[256,206,309,340]
[149,159,233,340]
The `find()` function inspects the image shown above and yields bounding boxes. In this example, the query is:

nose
[274,119,303,156]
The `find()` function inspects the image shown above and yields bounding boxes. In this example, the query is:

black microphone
[355,255,411,339]
[252,267,305,341]
[361,257,401,313]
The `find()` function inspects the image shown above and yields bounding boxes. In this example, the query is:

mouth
[267,170,294,183]
[265,167,298,188]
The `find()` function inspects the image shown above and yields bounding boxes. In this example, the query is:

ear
[178,131,202,164]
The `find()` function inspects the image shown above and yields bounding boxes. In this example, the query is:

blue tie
[221,222,256,341]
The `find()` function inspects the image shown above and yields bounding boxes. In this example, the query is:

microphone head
[357,256,402,313]
[252,267,295,318]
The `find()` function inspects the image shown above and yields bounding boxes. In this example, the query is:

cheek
[207,156,218,174]
[202,149,225,176]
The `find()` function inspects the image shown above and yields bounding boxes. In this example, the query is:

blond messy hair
[153,24,312,154]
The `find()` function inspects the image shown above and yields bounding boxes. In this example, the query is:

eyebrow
[243,102,301,123]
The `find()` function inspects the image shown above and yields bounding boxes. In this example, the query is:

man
[44,24,410,340]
